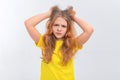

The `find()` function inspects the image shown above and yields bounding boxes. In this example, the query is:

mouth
[54,32,64,39]
[56,32,62,35]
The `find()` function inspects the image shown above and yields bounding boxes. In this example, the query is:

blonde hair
[42,6,77,65]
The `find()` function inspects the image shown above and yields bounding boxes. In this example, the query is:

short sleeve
[75,44,83,51]
[77,45,83,50]
[35,35,44,48]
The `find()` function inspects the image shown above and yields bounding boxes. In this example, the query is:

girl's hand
[47,6,60,17]
[71,9,76,20]
[66,6,76,20]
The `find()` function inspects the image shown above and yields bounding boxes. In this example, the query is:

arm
[24,11,51,43]
[73,15,94,46]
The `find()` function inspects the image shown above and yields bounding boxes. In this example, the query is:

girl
[24,6,94,80]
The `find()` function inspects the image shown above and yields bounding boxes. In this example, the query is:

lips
[56,32,62,35]
[56,32,62,34]
[54,32,64,39]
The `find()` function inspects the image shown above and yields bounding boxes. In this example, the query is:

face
[52,17,67,40]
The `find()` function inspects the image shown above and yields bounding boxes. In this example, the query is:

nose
[57,26,62,31]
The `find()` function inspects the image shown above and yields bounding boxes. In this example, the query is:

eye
[62,25,67,28]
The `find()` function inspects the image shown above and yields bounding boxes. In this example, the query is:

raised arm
[24,11,51,43]
[73,15,94,46]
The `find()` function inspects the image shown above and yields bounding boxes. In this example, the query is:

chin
[55,36,63,39]
[56,37,62,39]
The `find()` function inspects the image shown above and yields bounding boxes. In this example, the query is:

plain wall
[0,0,120,80]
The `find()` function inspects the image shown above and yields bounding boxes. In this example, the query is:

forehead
[54,17,67,25]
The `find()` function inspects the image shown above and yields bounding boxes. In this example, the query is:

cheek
[64,28,67,33]
[52,27,56,33]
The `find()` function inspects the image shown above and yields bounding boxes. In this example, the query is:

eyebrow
[62,25,67,27]
[54,23,67,27]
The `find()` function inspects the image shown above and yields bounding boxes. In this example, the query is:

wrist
[72,15,77,21]
[46,9,52,18]
[43,12,50,18]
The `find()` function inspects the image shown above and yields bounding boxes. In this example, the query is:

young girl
[24,6,94,80]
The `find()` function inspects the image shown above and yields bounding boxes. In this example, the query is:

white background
[0,0,120,80]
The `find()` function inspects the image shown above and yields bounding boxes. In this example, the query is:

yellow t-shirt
[36,35,82,80]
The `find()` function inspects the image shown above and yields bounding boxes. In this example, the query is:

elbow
[24,19,35,28]
[85,26,94,37]
[90,27,94,34]
[24,20,30,28]
[87,26,94,35]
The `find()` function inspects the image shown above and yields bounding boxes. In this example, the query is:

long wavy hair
[42,6,78,65]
